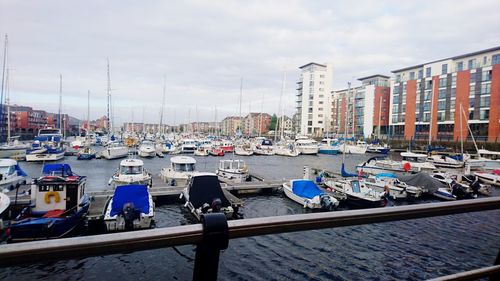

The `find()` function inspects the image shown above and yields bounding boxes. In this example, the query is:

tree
[269,114,278,131]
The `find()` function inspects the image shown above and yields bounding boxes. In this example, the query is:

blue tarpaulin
[42,164,74,176]
[15,164,27,177]
[110,185,150,216]
[292,180,324,199]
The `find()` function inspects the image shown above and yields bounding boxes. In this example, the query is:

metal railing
[0,197,499,280]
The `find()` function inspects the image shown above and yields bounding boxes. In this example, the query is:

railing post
[493,250,500,281]
[193,213,229,281]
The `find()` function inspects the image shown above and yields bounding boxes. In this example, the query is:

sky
[1,0,499,125]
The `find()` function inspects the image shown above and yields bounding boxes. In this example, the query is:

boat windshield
[174,163,196,172]
[120,166,143,175]
[0,166,14,175]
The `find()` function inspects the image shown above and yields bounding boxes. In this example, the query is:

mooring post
[193,213,229,281]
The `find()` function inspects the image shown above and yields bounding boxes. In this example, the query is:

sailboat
[77,90,96,160]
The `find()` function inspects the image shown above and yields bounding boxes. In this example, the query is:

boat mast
[0,35,7,142]
[239,77,243,137]
[58,74,63,133]
[342,82,350,163]
[87,90,90,135]
[461,105,479,153]
[280,72,287,140]
[106,59,111,136]
[259,92,264,137]
[275,72,285,142]
[5,68,10,141]
[352,87,355,138]
[159,76,166,135]
[459,103,464,156]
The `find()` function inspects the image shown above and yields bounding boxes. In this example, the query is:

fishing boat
[283,179,339,210]
[7,164,90,242]
[160,156,197,186]
[253,138,274,155]
[180,173,236,221]
[209,147,225,156]
[76,146,96,160]
[234,144,254,156]
[216,159,251,183]
[179,139,197,154]
[294,137,319,155]
[109,158,152,188]
[364,173,423,200]
[138,140,156,158]
[0,159,28,192]
[103,184,155,232]
[474,170,500,187]
[318,138,340,155]
[101,141,129,160]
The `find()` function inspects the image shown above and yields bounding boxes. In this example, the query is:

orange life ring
[44,191,60,204]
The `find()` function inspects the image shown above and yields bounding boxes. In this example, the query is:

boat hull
[25,151,65,162]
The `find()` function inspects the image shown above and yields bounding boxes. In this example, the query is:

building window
[469,97,475,108]
[319,101,323,104]
[483,56,487,65]
[470,72,476,83]
[438,89,447,99]
[418,69,423,79]
[309,101,313,106]
[426,67,431,78]
[396,74,401,82]
[438,100,446,110]
[470,85,475,96]
[439,78,447,88]
[309,81,314,86]
[481,83,491,94]
[309,95,314,100]
[318,108,323,111]
[319,74,325,78]
[423,101,430,111]
[468,59,476,69]
[480,109,489,120]
[480,96,490,107]
[482,70,491,81]
[452,76,457,88]
[308,121,313,126]
[318,114,323,118]
[318,121,323,124]
[451,88,456,98]
[308,108,313,113]
[456,61,463,72]
[409,72,415,80]
[493,54,500,65]
[310,74,314,80]
[441,64,448,74]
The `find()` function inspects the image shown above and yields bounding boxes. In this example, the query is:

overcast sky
[1,0,499,125]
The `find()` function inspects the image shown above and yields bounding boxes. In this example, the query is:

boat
[396,172,455,201]
[283,179,339,210]
[357,155,434,176]
[76,146,96,160]
[366,140,391,154]
[401,152,438,171]
[209,147,225,156]
[103,184,155,232]
[431,172,484,198]
[338,139,368,154]
[160,156,197,186]
[7,164,90,242]
[180,173,236,221]
[138,140,156,158]
[468,149,500,171]
[274,142,300,157]
[364,173,423,200]
[253,138,274,155]
[0,137,30,159]
[109,158,152,188]
[426,154,464,169]
[0,159,28,192]
[216,159,251,183]
[294,137,319,155]
[25,128,66,162]
[179,139,197,154]
[0,192,9,229]
[318,138,340,155]
[474,170,500,187]
[194,146,209,156]
[323,177,386,208]
[101,141,129,160]
[234,144,254,156]
[218,140,234,153]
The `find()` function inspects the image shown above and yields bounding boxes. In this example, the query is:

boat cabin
[119,159,144,175]
[219,159,247,171]
[478,149,500,160]
[401,152,427,163]
[170,156,196,172]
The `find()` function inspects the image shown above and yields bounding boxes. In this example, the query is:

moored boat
[138,140,156,158]
[101,141,129,160]
[216,159,251,183]
[0,159,28,192]
[109,158,152,188]
[25,128,66,162]
[283,179,339,210]
[160,156,197,186]
[76,146,96,160]
[294,137,319,155]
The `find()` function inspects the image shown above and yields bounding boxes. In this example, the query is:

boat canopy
[0,159,27,177]
[171,156,196,164]
[341,163,359,178]
[291,180,324,199]
[110,185,150,216]
[188,174,230,209]
[42,164,74,176]
[397,173,441,193]
[261,139,272,146]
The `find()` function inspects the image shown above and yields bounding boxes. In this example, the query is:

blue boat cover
[42,164,73,176]
[15,164,27,177]
[341,163,359,178]
[375,173,398,179]
[110,185,150,216]
[292,180,324,199]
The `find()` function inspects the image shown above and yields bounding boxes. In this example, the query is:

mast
[259,92,264,137]
[275,72,285,142]
[459,103,464,156]
[342,82,351,163]
[5,68,10,141]
[58,74,63,132]
[87,90,90,134]
[352,88,355,138]
[280,72,286,140]
[461,105,479,153]
[239,77,243,136]
[0,35,7,142]
[106,59,111,135]
[159,76,166,135]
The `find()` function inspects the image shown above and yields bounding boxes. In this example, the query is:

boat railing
[0,197,499,280]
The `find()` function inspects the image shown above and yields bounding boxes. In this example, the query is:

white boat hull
[339,145,367,154]
[102,147,129,160]
[25,151,65,162]
[296,146,319,155]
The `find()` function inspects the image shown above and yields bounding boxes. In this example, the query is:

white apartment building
[296,62,333,137]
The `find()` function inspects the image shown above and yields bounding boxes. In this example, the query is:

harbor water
[1,153,499,280]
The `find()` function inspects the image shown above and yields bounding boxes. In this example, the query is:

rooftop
[299,62,327,69]
[357,74,390,81]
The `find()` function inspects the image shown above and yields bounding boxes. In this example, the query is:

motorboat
[253,138,274,156]
[194,146,209,156]
[180,173,236,221]
[76,147,96,160]
[0,192,10,229]
[401,152,438,171]
[234,144,254,156]
[216,159,251,183]
[0,159,28,192]
[323,177,386,208]
[431,171,486,198]
[426,154,464,169]
[283,179,339,210]
[0,137,30,159]
[474,170,500,187]
[318,138,340,155]
[138,140,156,158]
[294,137,319,155]
[101,141,129,160]
[156,140,176,154]
[25,128,66,162]
[218,140,234,153]
[357,155,436,176]
[366,140,391,154]
[103,184,155,232]
[396,172,455,201]
[364,173,423,200]
[338,139,367,154]
[160,156,197,186]
[109,158,152,188]
[467,149,500,171]
[274,142,300,157]
[7,164,90,242]
[209,147,225,156]
[179,139,197,154]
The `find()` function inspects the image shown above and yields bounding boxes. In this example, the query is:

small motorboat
[364,173,423,200]
[138,140,156,158]
[0,159,28,192]
[109,158,152,188]
[234,144,254,156]
[426,154,464,169]
[179,139,197,154]
[218,140,234,153]
[7,164,90,242]
[323,178,387,208]
[25,128,66,162]
[294,136,319,155]
[274,142,300,157]
[216,159,251,183]
[160,156,197,186]
[283,179,339,210]
[474,170,500,187]
[194,146,209,156]
[253,138,274,156]
[103,184,155,232]
[209,147,225,156]
[366,144,391,154]
[338,139,368,154]
[318,138,340,155]
[76,146,96,160]
[180,173,237,221]
[101,141,129,160]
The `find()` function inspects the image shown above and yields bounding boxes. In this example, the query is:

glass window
[438,89,447,99]
[418,69,423,79]
[425,80,433,90]
[468,59,476,69]
[392,105,399,114]
[480,109,489,120]
[481,84,491,95]
[426,67,431,78]
[483,56,487,65]
[470,85,475,96]
[409,72,415,80]
[470,72,476,83]
[437,112,445,121]
[121,165,142,174]
[393,95,399,103]
[450,99,455,109]
[438,100,446,110]
[308,108,313,113]
[456,61,463,72]
[480,96,490,107]
[469,97,475,108]
[482,70,491,81]
[493,54,500,65]
[441,64,448,74]
[452,76,457,87]
[309,81,314,86]
[396,74,401,82]
[439,78,447,88]
[423,101,430,111]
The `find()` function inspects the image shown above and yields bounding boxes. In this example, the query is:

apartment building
[243,113,271,136]
[331,75,391,138]
[390,46,500,141]
[221,116,241,136]
[296,62,333,137]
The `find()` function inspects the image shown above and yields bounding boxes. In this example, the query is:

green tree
[269,114,278,130]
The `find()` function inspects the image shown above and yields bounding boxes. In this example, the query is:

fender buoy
[403,162,411,172]
[44,191,60,204]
